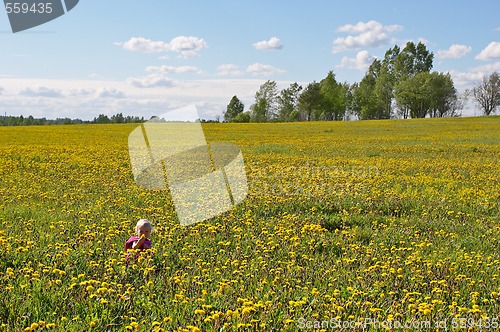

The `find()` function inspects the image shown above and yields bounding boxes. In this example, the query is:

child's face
[137,225,152,238]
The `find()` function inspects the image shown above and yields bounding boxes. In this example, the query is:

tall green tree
[395,71,433,118]
[94,114,111,124]
[353,61,380,119]
[320,71,348,120]
[250,80,278,122]
[277,82,302,122]
[224,95,245,122]
[354,42,435,119]
[394,41,434,80]
[298,82,323,121]
[428,72,459,117]
[232,111,251,123]
[373,65,394,119]
[353,58,393,119]
[111,113,125,123]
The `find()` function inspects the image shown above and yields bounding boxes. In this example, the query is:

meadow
[0,116,499,331]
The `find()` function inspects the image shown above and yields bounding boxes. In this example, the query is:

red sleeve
[125,236,139,251]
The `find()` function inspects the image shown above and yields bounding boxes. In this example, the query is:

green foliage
[232,111,251,123]
[250,80,278,122]
[0,114,145,126]
[277,83,302,122]
[353,60,390,120]
[352,41,436,119]
[395,72,433,118]
[428,72,459,117]
[298,82,322,121]
[224,96,245,122]
[394,41,434,80]
[319,71,348,121]
[395,72,459,119]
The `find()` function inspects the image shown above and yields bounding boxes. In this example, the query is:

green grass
[0,116,499,331]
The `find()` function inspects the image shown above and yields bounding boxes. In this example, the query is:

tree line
[0,113,145,126]
[224,42,500,122]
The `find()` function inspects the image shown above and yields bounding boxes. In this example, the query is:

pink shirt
[125,236,152,260]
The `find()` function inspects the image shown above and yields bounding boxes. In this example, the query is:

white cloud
[216,64,244,76]
[145,65,204,75]
[127,74,176,88]
[437,44,472,59]
[417,37,430,44]
[337,50,376,70]
[337,20,402,34]
[126,65,204,88]
[475,41,500,61]
[253,36,283,50]
[449,70,484,87]
[0,87,4,95]
[474,61,500,72]
[96,87,126,99]
[246,63,286,76]
[333,20,403,53]
[116,36,208,58]
[20,86,63,98]
[0,78,302,121]
[450,61,500,87]
[168,36,208,58]
[68,88,94,96]
[88,73,107,80]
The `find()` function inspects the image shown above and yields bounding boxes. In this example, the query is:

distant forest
[0,113,145,126]
[0,113,221,126]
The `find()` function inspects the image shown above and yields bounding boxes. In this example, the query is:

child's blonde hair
[135,219,152,234]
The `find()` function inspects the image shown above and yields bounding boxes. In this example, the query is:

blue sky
[0,0,499,120]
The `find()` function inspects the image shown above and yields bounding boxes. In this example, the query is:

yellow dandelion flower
[194,309,206,315]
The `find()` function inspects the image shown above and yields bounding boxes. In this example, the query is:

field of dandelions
[0,116,499,331]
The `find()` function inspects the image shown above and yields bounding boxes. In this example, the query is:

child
[125,219,152,260]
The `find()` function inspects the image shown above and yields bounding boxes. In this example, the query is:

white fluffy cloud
[253,36,283,50]
[145,65,204,75]
[216,64,244,76]
[246,63,286,76]
[333,20,402,53]
[337,50,376,70]
[126,64,204,89]
[437,44,472,59]
[20,86,63,98]
[126,65,206,88]
[96,87,126,99]
[0,77,302,121]
[475,41,500,61]
[67,88,94,96]
[127,74,176,88]
[450,61,500,87]
[116,36,208,58]
[0,87,4,95]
